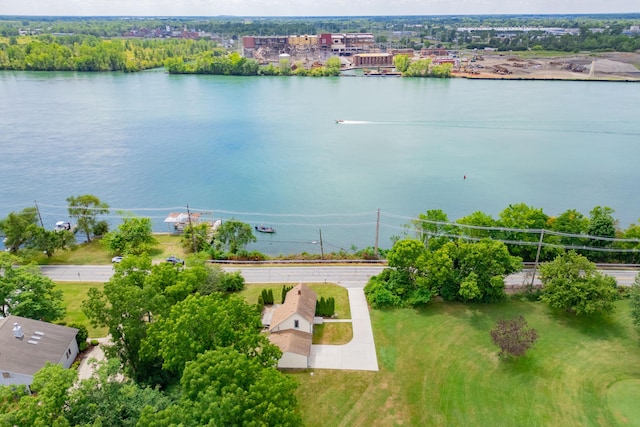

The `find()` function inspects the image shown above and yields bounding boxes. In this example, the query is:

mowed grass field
[35,234,187,265]
[292,300,640,427]
[55,281,107,338]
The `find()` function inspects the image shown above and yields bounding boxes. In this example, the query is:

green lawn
[312,322,353,345]
[34,234,187,265]
[292,300,640,427]
[55,281,108,338]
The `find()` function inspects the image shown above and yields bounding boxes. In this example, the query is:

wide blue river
[1,70,639,255]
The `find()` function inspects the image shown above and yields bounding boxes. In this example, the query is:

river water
[1,70,639,255]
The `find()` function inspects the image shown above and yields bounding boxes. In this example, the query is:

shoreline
[453,73,640,82]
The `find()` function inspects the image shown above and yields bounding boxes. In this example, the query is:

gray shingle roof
[0,316,78,376]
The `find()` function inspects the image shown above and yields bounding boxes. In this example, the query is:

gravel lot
[457,51,640,81]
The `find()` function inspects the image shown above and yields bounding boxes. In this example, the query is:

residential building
[0,316,79,386]
[268,283,317,369]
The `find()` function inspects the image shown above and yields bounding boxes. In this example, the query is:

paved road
[40,265,639,286]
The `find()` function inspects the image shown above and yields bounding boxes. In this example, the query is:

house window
[294,320,299,329]
[2,372,10,379]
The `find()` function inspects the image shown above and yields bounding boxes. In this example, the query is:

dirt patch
[456,52,640,81]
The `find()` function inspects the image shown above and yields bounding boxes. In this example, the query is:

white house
[0,316,79,386]
[268,283,317,368]
[268,329,313,369]
[269,283,316,334]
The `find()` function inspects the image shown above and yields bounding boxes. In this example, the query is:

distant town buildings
[242,32,376,60]
[241,32,463,67]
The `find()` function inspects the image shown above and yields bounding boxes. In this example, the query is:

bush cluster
[315,296,335,317]
[259,288,275,306]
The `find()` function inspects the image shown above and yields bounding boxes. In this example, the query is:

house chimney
[13,323,24,339]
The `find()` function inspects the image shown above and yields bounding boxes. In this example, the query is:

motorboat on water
[335,119,344,124]
[54,221,72,232]
[255,224,276,233]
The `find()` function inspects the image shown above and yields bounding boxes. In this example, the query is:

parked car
[165,255,185,265]
[111,256,123,263]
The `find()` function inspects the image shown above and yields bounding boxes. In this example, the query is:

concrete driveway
[309,285,378,371]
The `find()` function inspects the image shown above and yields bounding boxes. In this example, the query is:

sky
[0,0,638,17]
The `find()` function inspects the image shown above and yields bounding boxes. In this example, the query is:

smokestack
[13,323,24,339]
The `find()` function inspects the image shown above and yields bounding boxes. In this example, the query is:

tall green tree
[0,252,65,321]
[617,219,640,264]
[393,54,411,72]
[629,273,640,326]
[65,359,171,427]
[410,209,452,250]
[497,203,549,261]
[539,251,618,315]
[66,194,110,243]
[138,348,302,427]
[82,255,157,380]
[25,225,75,258]
[404,58,431,76]
[435,239,522,303]
[101,216,157,255]
[82,256,246,384]
[365,238,521,307]
[214,218,256,254]
[455,210,497,239]
[0,362,76,427]
[587,206,617,261]
[548,208,589,248]
[588,206,617,239]
[0,207,39,253]
[180,222,212,253]
[325,56,342,72]
[140,293,280,378]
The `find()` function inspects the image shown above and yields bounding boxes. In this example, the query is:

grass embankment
[293,300,640,427]
[55,281,107,338]
[35,234,187,265]
[239,283,352,345]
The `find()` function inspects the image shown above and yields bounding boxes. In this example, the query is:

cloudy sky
[0,0,638,17]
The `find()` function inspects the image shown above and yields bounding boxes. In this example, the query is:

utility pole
[34,200,45,228]
[374,208,380,258]
[530,229,545,287]
[186,204,197,253]
[319,228,324,260]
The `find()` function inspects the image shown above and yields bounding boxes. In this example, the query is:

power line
[387,213,640,244]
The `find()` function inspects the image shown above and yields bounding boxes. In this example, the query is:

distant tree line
[2,15,638,54]
[165,52,342,76]
[465,28,640,53]
[404,204,640,264]
[393,54,453,77]
[0,35,218,71]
